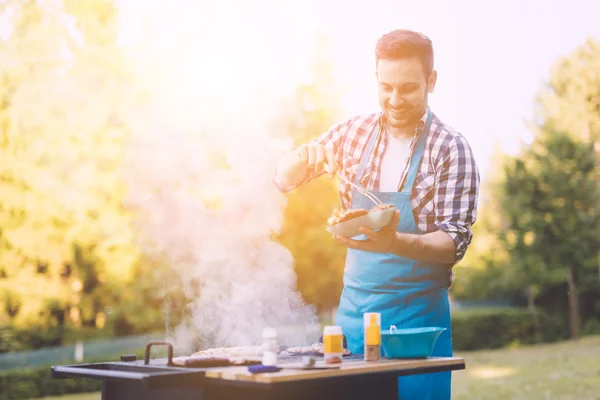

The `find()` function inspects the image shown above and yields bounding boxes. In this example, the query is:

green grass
[33,336,600,400]
[453,335,600,399]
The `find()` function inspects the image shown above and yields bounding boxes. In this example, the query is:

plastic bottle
[261,328,278,366]
[364,312,381,361]
[323,326,344,364]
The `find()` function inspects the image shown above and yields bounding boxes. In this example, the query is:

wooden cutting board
[204,356,465,383]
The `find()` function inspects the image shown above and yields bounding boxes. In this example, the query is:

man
[274,29,479,399]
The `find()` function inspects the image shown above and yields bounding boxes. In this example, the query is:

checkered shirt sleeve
[273,112,480,264]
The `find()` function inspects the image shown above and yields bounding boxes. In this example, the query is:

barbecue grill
[51,340,465,400]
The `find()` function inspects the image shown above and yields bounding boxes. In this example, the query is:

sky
[3,0,599,183]
[114,0,600,184]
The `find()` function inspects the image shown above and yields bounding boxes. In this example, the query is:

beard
[382,91,429,130]
[385,100,427,129]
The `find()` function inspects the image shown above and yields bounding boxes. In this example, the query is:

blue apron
[335,110,453,400]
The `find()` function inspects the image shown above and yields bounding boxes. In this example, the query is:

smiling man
[274,29,479,400]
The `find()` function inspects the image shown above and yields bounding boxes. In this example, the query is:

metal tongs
[324,164,382,206]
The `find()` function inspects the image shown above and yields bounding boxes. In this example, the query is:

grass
[452,335,600,399]
[33,336,600,400]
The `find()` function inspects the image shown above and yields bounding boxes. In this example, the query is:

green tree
[536,38,600,281]
[537,38,600,143]
[499,130,599,340]
[453,39,600,341]
[0,0,140,339]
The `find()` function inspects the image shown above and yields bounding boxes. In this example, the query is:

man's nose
[389,94,406,108]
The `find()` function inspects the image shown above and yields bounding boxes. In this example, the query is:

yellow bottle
[323,326,343,364]
[364,312,381,361]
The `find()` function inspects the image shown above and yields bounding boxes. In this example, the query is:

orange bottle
[364,313,381,361]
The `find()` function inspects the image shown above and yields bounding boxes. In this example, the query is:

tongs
[324,164,382,206]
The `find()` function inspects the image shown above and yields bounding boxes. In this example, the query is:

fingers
[376,211,399,235]
[307,145,316,169]
[325,147,336,178]
[332,235,367,250]
[314,146,325,173]
[387,210,400,229]
[297,145,308,161]
[357,226,377,239]
[300,144,329,174]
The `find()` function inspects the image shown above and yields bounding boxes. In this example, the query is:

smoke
[122,99,320,353]
[116,1,324,354]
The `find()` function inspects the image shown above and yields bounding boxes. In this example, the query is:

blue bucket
[380,326,446,359]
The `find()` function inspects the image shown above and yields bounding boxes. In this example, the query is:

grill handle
[144,341,173,366]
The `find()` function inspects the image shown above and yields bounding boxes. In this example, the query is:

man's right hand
[297,143,337,178]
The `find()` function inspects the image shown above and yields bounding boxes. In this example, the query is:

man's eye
[400,85,418,94]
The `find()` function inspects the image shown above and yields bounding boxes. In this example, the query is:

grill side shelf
[50,363,206,389]
[51,365,150,381]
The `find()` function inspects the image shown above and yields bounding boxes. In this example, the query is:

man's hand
[332,209,401,253]
[297,143,336,178]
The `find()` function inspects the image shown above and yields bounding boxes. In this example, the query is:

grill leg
[101,382,112,400]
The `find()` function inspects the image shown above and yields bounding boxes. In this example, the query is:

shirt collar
[378,107,430,137]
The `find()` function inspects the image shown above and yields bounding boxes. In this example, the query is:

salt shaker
[262,328,278,366]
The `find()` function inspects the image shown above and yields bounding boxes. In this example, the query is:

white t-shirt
[379,131,413,192]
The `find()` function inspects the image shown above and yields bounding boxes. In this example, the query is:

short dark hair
[375,29,434,77]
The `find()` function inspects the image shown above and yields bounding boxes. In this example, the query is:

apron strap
[354,109,433,192]
[354,122,381,185]
[400,109,433,194]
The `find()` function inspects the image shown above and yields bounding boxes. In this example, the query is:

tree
[537,38,600,144]
[0,0,140,338]
[536,38,600,281]
[454,39,600,340]
[499,129,599,340]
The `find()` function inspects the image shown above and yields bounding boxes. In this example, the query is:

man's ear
[428,70,438,93]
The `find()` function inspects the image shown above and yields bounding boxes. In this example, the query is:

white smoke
[117,1,322,354]
[122,100,320,353]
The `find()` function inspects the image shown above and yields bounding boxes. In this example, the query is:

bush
[0,343,151,400]
[581,318,600,336]
[0,328,21,354]
[12,327,65,350]
[0,340,153,399]
[0,321,146,354]
[451,307,569,351]
[0,366,101,400]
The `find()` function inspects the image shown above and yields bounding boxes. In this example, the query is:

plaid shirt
[276,108,480,264]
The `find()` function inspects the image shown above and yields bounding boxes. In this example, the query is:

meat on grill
[284,342,352,356]
[191,342,352,359]
[192,345,264,358]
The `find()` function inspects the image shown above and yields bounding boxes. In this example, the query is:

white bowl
[325,208,396,238]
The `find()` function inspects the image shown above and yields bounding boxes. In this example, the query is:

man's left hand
[332,209,400,253]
